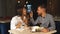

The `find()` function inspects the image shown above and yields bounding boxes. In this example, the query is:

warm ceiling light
[26,1,28,4]
[18,1,20,3]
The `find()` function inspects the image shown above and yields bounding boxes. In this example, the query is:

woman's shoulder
[12,16,18,18]
[11,16,21,20]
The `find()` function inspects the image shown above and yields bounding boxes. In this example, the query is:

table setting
[8,26,57,34]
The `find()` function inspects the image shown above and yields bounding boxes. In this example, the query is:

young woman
[10,7,28,30]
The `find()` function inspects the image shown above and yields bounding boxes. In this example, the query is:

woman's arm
[10,17,17,29]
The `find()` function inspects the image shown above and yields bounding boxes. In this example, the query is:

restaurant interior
[0,0,60,34]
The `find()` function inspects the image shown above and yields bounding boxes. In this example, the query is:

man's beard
[38,13,42,16]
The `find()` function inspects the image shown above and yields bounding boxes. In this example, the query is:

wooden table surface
[8,29,57,34]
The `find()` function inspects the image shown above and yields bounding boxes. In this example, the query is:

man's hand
[41,28,49,33]
[30,12,33,17]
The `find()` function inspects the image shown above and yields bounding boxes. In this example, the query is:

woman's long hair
[17,7,23,16]
[17,7,29,25]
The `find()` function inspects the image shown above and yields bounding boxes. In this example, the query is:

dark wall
[0,0,7,17]
[47,0,60,17]
[0,0,60,17]
[0,0,16,17]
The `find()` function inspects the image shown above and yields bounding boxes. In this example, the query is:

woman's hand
[23,18,28,25]
[16,22,22,29]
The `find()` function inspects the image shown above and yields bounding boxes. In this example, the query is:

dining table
[8,28,57,34]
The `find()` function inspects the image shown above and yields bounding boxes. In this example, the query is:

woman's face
[22,8,27,16]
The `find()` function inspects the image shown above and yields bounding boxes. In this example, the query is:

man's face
[37,7,45,15]
[37,7,43,15]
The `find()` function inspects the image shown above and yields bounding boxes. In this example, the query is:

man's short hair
[37,4,47,9]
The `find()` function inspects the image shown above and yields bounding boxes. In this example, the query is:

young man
[30,5,55,32]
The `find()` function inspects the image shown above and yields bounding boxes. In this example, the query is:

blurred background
[0,0,60,17]
[0,0,60,34]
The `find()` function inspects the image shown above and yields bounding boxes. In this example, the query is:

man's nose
[37,11,39,13]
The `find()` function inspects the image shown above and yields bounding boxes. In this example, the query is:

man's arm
[30,17,39,25]
[48,15,56,31]
[29,12,39,25]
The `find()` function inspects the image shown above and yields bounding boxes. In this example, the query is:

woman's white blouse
[10,16,25,30]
